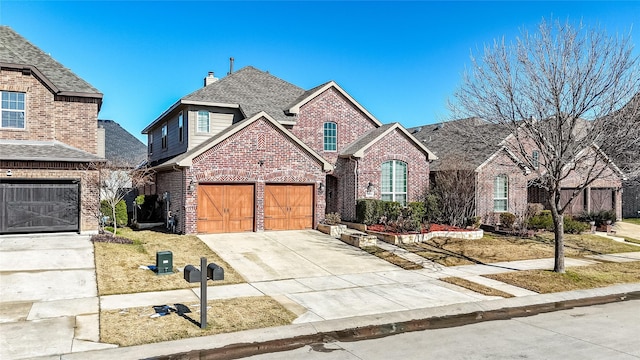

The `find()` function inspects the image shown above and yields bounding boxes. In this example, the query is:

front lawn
[401,232,639,266]
[622,218,640,226]
[485,261,640,293]
[93,228,244,295]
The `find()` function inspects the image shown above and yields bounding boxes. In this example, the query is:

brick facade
[1,66,101,233]
[0,69,99,154]
[161,117,327,234]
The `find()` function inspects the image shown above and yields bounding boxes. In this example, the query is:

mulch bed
[91,233,134,244]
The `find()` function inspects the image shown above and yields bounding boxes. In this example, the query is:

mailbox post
[183,257,224,329]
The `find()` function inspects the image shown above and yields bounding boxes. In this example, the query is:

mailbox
[207,263,224,281]
[156,251,173,275]
[183,265,201,283]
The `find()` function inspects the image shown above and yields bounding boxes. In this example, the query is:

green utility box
[156,251,173,275]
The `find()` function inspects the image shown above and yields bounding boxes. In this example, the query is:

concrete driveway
[0,233,115,359]
[199,230,497,323]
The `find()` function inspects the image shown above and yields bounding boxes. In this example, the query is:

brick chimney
[204,71,218,86]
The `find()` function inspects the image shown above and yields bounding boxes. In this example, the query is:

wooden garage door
[0,180,79,234]
[264,184,314,230]
[197,184,254,233]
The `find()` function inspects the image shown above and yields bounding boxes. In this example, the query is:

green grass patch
[622,218,640,226]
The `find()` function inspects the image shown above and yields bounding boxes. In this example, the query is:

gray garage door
[0,180,80,234]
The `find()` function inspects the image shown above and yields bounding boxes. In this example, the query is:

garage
[0,180,80,234]
[264,184,314,230]
[197,184,254,233]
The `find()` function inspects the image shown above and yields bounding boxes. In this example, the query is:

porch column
[585,187,591,213]
[615,188,623,220]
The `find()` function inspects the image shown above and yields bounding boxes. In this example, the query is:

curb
[152,288,640,360]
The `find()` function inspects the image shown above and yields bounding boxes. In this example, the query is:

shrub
[577,210,616,226]
[407,202,426,224]
[101,200,128,226]
[324,212,341,225]
[382,201,402,222]
[526,210,553,231]
[466,216,481,229]
[499,212,516,229]
[356,199,380,225]
[564,217,589,234]
[424,193,441,224]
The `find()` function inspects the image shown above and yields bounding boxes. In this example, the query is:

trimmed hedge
[356,199,426,232]
[526,210,589,234]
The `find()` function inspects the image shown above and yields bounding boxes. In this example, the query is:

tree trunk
[111,205,118,237]
[550,208,565,273]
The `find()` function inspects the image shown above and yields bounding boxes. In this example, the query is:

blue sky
[1,1,639,143]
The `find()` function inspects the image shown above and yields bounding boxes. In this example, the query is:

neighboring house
[0,26,103,234]
[142,66,435,234]
[410,117,624,225]
[97,119,148,215]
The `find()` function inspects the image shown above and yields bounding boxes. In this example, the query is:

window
[493,174,508,212]
[197,111,209,133]
[532,150,539,169]
[178,111,184,143]
[148,133,153,154]
[1,91,26,129]
[381,160,407,204]
[323,122,337,151]
[161,123,167,149]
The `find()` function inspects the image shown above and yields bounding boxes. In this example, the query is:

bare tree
[430,159,476,227]
[450,18,640,272]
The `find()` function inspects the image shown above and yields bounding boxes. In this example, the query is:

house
[97,119,148,217]
[410,117,625,225]
[0,26,103,234]
[142,66,435,234]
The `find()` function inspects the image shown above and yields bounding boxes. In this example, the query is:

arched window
[323,122,337,151]
[493,174,508,212]
[381,160,407,204]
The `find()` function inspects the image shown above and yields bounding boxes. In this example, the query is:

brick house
[0,26,103,234]
[142,66,435,234]
[410,118,624,225]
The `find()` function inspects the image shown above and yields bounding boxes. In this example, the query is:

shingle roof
[409,118,512,171]
[340,123,396,157]
[0,140,103,162]
[98,119,147,168]
[0,26,101,96]
[183,66,305,124]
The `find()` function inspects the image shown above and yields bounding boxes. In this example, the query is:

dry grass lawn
[101,296,296,346]
[486,261,640,293]
[94,228,244,295]
[362,246,423,270]
[440,277,515,298]
[403,232,639,266]
[622,218,640,226]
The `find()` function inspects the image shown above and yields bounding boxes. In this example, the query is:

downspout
[352,157,358,220]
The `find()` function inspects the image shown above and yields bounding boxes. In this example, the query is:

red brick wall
[174,117,326,234]
[291,87,378,165]
[476,151,530,225]
[0,69,99,155]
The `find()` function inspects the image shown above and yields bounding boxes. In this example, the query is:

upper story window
[161,123,168,149]
[532,150,539,169]
[323,122,337,151]
[1,91,26,129]
[493,174,508,212]
[178,111,184,143]
[197,111,210,133]
[381,160,407,205]
[148,133,153,155]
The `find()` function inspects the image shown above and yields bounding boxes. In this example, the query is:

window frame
[323,122,337,152]
[1,91,26,129]
[161,123,168,150]
[197,110,210,133]
[532,150,539,169]
[148,133,153,155]
[178,111,184,143]
[493,174,509,212]
[381,160,408,205]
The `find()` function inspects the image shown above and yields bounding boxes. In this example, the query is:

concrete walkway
[0,233,117,360]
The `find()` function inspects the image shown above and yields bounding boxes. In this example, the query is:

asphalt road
[245,300,640,360]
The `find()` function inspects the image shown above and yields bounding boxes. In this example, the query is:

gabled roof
[409,118,511,171]
[98,120,147,168]
[340,122,437,160]
[0,26,102,100]
[151,111,333,172]
[0,139,104,162]
[285,81,383,127]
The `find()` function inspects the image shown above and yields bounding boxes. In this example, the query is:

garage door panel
[0,182,79,234]
[265,184,314,231]
[197,184,254,234]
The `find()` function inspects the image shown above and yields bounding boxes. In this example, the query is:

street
[246,300,640,359]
